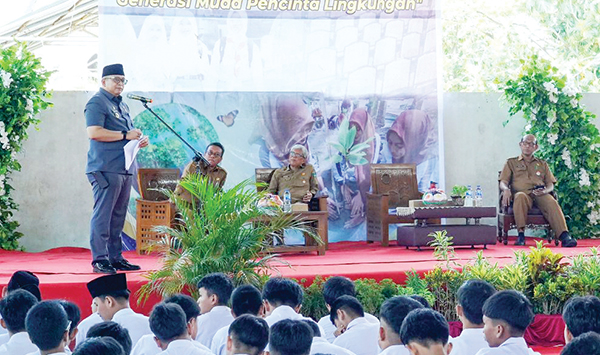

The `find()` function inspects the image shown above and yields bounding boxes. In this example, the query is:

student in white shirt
[150,303,212,355]
[317,276,379,343]
[476,290,540,355]
[379,296,424,355]
[0,290,39,355]
[195,273,235,347]
[562,296,600,345]
[133,294,211,355]
[86,321,132,355]
[73,336,125,355]
[225,314,269,355]
[450,280,497,355]
[86,273,152,346]
[399,308,452,355]
[330,296,379,355]
[270,319,313,355]
[25,301,71,355]
[211,285,264,355]
[301,319,355,355]
[561,331,600,355]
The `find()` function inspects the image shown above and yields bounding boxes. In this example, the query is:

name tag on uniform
[111,106,120,119]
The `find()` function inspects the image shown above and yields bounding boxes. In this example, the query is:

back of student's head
[262,277,303,308]
[87,321,132,355]
[197,272,234,305]
[58,300,81,338]
[563,296,600,338]
[301,319,321,337]
[408,295,431,309]
[330,295,364,325]
[457,279,497,325]
[0,289,39,333]
[400,308,449,347]
[323,276,356,306]
[380,296,424,335]
[228,314,269,355]
[74,336,125,355]
[482,290,534,334]
[270,319,314,355]
[561,332,600,355]
[25,301,69,351]
[7,270,42,301]
[164,294,201,322]
[231,284,263,317]
[149,302,188,343]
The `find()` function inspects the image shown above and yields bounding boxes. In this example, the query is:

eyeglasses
[107,77,128,85]
[290,151,305,158]
[520,141,537,147]
[206,151,222,157]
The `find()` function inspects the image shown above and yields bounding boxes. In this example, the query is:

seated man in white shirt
[196,273,235,347]
[330,296,379,355]
[73,337,125,355]
[317,276,380,343]
[263,278,305,326]
[301,319,355,355]
[399,308,452,355]
[86,273,152,346]
[150,303,212,355]
[270,319,313,355]
[87,321,132,355]
[212,285,264,355]
[476,290,540,355]
[379,296,424,355]
[562,296,600,345]
[0,289,39,355]
[25,301,71,355]
[74,301,103,347]
[133,294,210,355]
[450,280,497,355]
[226,314,269,355]
[561,332,600,355]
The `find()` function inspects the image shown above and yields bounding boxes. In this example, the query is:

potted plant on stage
[450,185,468,206]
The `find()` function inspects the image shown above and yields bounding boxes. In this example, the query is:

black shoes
[514,232,526,246]
[92,260,117,274]
[559,232,577,248]
[111,259,141,271]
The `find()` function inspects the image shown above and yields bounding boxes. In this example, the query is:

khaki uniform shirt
[175,161,227,204]
[499,155,556,194]
[268,164,318,203]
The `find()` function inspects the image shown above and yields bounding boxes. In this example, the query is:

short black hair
[262,277,303,308]
[482,290,534,334]
[197,273,234,306]
[408,295,431,309]
[563,296,600,338]
[149,303,188,343]
[323,276,356,306]
[561,332,600,355]
[457,279,497,325]
[58,300,81,337]
[330,295,364,325]
[98,290,130,302]
[87,321,132,355]
[400,308,449,347]
[228,314,269,355]
[380,296,424,335]
[25,301,69,351]
[164,294,201,322]
[207,142,225,156]
[269,319,314,355]
[73,336,125,355]
[0,289,39,333]
[231,284,263,317]
[301,319,321,337]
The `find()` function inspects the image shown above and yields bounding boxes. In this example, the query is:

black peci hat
[87,273,128,298]
[102,64,125,77]
[7,270,41,301]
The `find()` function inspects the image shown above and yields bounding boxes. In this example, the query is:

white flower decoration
[580,168,591,187]
[543,81,558,94]
[26,99,33,113]
[562,148,573,169]
[549,93,558,103]
[0,70,13,88]
[548,133,558,145]
[589,210,600,225]
[588,201,595,208]
[570,98,578,108]
[563,82,579,97]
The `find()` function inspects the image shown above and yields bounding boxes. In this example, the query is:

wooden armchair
[366,164,423,246]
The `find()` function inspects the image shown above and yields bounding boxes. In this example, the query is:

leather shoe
[514,232,525,246]
[111,259,141,271]
[559,232,577,248]
[92,261,117,274]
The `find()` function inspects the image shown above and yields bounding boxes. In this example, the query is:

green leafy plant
[298,276,328,321]
[328,118,374,166]
[450,185,468,198]
[138,175,318,301]
[428,230,460,270]
[0,43,52,250]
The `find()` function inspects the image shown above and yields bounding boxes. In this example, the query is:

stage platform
[1,237,598,355]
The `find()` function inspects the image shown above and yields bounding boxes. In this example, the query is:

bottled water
[475,185,483,207]
[464,185,474,207]
[283,189,292,213]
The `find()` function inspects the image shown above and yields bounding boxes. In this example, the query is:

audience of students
[0,289,39,355]
[562,295,600,344]
[73,336,125,355]
[330,295,380,355]
[561,331,600,355]
[379,296,424,355]
[149,303,212,355]
[400,308,452,355]
[86,321,132,355]
[195,273,235,348]
[302,319,355,355]
[25,301,71,355]
[270,319,314,355]
[226,314,269,355]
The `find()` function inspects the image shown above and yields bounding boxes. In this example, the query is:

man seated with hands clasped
[268,144,319,205]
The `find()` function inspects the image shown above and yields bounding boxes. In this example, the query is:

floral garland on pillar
[502,55,600,238]
[0,44,52,250]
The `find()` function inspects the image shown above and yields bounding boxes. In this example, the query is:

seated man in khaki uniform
[175,142,227,205]
[499,134,577,247]
[268,144,318,205]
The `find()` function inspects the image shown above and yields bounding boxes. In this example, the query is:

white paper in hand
[124,135,142,170]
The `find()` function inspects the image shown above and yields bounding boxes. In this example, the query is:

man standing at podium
[85,63,149,274]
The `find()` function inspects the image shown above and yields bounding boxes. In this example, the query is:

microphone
[127,93,153,103]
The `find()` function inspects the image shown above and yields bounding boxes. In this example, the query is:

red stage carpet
[1,237,598,354]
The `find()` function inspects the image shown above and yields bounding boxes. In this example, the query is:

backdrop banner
[98,0,442,245]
